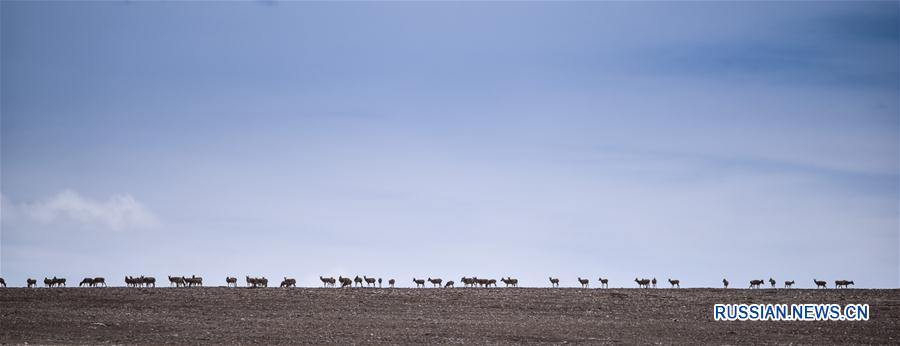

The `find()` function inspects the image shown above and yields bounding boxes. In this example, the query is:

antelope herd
[0,276,861,289]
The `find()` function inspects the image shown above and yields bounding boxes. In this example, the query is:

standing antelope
[500,277,518,288]
[0,278,5,288]
[413,278,425,288]
[338,276,352,288]
[444,281,454,288]
[378,278,382,288]
[44,277,54,288]
[169,276,185,287]
[427,278,442,288]
[226,277,237,287]
[461,277,474,287]
[635,278,650,288]
[668,278,680,288]
[784,280,795,288]
[27,278,37,288]
[320,276,336,288]
[813,279,827,289]
[280,277,296,288]
[749,279,764,289]
[769,278,776,288]
[93,277,106,287]
[363,276,376,287]
[388,279,395,288]
[142,276,156,288]
[723,278,729,288]
[598,277,608,289]
[651,278,657,288]
[577,277,589,288]
[549,277,559,288]
[354,276,363,287]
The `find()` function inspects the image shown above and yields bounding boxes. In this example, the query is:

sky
[1,1,898,288]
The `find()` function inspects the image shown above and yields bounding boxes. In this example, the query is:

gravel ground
[1,287,898,344]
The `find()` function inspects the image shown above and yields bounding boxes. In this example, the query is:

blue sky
[2,1,898,288]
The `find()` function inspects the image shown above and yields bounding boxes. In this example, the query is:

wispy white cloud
[1,190,159,231]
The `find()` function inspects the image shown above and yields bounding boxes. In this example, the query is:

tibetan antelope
[44,277,53,287]
[635,278,651,288]
[280,277,296,288]
[549,277,559,287]
[246,276,259,288]
[93,277,106,287]
[27,278,37,288]
[784,280,795,288]
[749,279,764,289]
[428,278,442,288]
[723,278,729,288]
[226,277,238,287]
[668,278,680,288]
[79,278,94,287]
[598,277,608,289]
[184,275,203,287]
[388,279,395,288]
[813,279,827,289]
[0,278,5,287]
[354,276,363,287]
[769,278,776,288]
[338,276,352,288]
[651,278,657,288]
[577,277,589,288]
[378,278,382,288]
[125,276,139,287]
[169,275,185,287]
[461,277,475,287]
[487,279,497,287]
[363,276,377,287]
[501,277,518,288]
[445,280,454,288]
[413,278,426,288]
[320,276,336,288]
[835,280,854,288]
[142,276,156,288]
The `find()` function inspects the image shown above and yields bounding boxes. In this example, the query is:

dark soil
[1,287,898,344]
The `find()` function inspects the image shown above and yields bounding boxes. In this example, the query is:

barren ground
[1,287,898,344]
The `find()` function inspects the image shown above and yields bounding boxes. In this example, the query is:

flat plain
[1,287,898,344]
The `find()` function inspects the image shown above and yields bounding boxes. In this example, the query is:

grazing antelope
[651,278,657,288]
[461,277,475,287]
[184,275,203,287]
[549,277,559,288]
[634,278,651,288]
[27,278,37,288]
[413,278,425,288]
[723,278,729,288]
[784,280,795,288]
[428,278,442,288]
[142,276,156,288]
[226,277,238,287]
[813,279,827,289]
[445,281,454,288]
[749,279,764,289]
[835,280,854,288]
[598,277,608,289]
[79,278,94,287]
[354,276,363,287]
[388,279,395,288]
[0,278,5,288]
[93,277,106,287]
[338,276,352,288]
[280,277,296,288]
[577,277,589,288]
[769,278,776,288]
[363,276,377,287]
[378,278,382,288]
[668,278,680,288]
[169,275,185,287]
[320,276,336,288]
